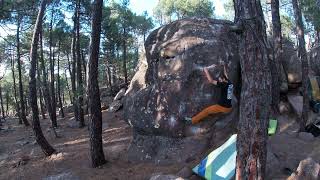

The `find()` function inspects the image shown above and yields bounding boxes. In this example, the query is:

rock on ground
[288,158,320,180]
[298,132,315,142]
[150,174,185,180]
[288,95,303,117]
[43,171,79,180]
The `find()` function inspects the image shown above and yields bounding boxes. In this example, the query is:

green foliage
[301,0,320,30]
[153,0,214,25]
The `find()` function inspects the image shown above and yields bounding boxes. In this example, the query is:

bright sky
[129,0,227,17]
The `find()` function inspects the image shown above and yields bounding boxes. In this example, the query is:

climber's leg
[190,105,231,124]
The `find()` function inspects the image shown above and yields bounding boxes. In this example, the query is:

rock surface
[124,18,240,137]
[124,18,240,163]
[288,95,303,117]
[288,158,320,180]
[149,174,184,180]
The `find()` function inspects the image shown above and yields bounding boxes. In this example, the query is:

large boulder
[124,18,240,163]
[124,18,240,137]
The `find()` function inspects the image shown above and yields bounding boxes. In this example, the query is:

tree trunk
[106,57,112,88]
[49,9,57,127]
[37,56,46,119]
[71,21,79,122]
[82,50,87,85]
[16,16,30,127]
[315,30,320,46]
[57,42,64,118]
[270,0,282,110]
[88,0,106,168]
[65,66,73,105]
[292,0,309,132]
[11,53,21,123]
[0,84,5,119]
[123,27,128,85]
[76,0,85,128]
[6,91,9,116]
[28,0,56,156]
[40,29,55,128]
[233,0,272,179]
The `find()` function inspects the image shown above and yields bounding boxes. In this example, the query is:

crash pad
[268,119,278,135]
[193,134,237,180]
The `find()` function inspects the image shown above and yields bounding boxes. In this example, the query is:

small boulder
[114,88,126,101]
[288,158,320,180]
[108,100,123,113]
[298,132,315,142]
[43,172,79,180]
[278,101,291,114]
[150,174,184,180]
[176,167,193,178]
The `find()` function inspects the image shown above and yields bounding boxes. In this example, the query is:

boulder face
[124,18,241,138]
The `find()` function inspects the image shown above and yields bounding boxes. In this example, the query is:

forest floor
[0,110,184,180]
[0,109,320,180]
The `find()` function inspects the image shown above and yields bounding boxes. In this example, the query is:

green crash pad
[193,134,237,180]
[268,119,277,135]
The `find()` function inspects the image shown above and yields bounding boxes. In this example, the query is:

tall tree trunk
[40,29,55,128]
[29,0,56,156]
[71,23,79,121]
[88,0,106,168]
[123,27,128,85]
[16,16,30,127]
[82,50,87,85]
[64,65,73,104]
[49,9,57,127]
[76,0,85,128]
[315,29,320,46]
[57,42,64,118]
[106,57,112,88]
[6,91,9,116]
[233,0,272,179]
[37,57,46,119]
[292,0,309,131]
[0,84,5,119]
[270,0,282,110]
[11,53,21,123]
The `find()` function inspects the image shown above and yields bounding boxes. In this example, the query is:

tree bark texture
[76,0,85,128]
[234,0,272,179]
[16,17,30,126]
[57,42,65,118]
[11,53,21,124]
[270,0,282,109]
[0,84,5,119]
[292,0,309,131]
[40,30,55,127]
[88,0,106,168]
[49,9,57,127]
[37,57,46,119]
[123,27,128,85]
[28,0,56,156]
[71,19,79,122]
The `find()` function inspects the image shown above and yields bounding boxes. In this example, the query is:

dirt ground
[0,110,185,180]
[0,109,319,180]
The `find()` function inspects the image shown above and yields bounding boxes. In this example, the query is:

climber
[184,64,233,124]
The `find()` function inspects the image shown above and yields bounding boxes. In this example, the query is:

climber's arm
[223,64,229,79]
[204,67,217,85]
